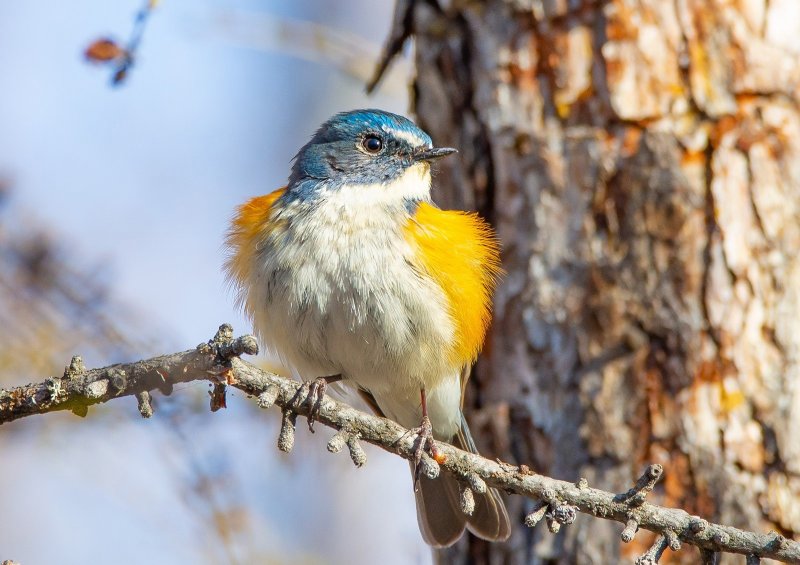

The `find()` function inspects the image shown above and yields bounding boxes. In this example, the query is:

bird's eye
[362,135,383,154]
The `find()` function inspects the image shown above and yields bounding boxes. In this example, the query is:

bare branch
[1,325,799,563]
[636,534,669,565]
[614,464,663,507]
[621,517,639,543]
[366,0,415,93]
[135,390,153,418]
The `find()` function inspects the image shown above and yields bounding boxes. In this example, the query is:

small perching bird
[225,109,510,547]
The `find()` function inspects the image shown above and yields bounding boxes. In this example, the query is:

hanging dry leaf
[84,38,124,63]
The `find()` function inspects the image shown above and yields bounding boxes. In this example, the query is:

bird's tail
[413,414,511,547]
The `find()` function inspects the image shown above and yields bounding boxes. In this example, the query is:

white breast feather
[246,164,461,435]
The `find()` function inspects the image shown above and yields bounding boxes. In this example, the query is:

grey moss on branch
[0,324,798,564]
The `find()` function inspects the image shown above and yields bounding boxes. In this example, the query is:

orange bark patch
[620,126,643,157]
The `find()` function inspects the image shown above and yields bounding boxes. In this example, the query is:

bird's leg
[412,388,446,485]
[306,374,342,432]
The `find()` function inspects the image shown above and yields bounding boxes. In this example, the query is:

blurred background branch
[211,9,411,93]
[84,2,411,92]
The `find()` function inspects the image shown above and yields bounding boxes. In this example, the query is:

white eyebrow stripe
[381,125,427,147]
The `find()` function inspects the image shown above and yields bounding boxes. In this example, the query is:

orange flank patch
[405,202,502,367]
[224,188,286,302]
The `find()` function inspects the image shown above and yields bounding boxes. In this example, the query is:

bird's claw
[305,377,329,432]
[411,415,446,486]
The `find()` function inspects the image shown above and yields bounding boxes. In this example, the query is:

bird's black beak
[414,147,457,162]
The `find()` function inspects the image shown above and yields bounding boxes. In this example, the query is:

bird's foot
[411,415,446,485]
[304,374,342,432]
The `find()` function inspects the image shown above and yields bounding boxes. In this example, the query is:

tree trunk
[408,0,800,562]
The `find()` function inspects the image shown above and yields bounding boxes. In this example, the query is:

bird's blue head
[287,109,455,199]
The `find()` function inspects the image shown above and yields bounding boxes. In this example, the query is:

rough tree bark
[396,0,800,563]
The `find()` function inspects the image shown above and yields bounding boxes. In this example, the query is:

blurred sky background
[0,1,434,563]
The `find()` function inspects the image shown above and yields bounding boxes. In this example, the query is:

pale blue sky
[0,2,433,563]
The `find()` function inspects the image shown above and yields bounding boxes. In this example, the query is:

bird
[224,108,510,547]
